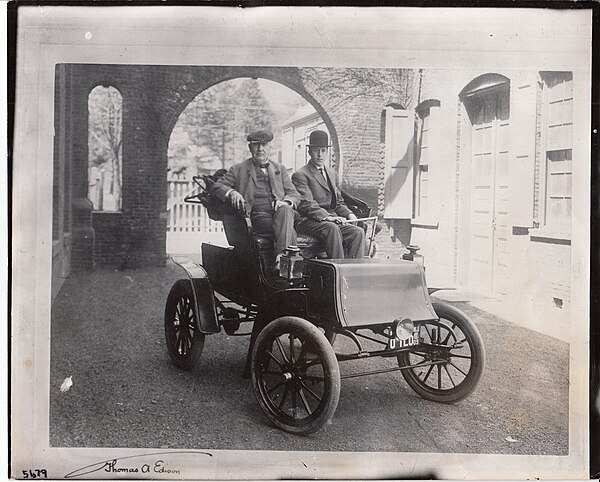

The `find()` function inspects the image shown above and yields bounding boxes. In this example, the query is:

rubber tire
[251,316,341,435]
[398,301,485,404]
[164,279,205,370]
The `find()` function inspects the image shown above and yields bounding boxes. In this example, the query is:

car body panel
[304,258,437,327]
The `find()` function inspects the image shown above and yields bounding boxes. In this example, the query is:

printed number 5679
[22,469,47,479]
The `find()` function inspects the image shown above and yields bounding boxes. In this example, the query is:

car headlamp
[393,318,414,341]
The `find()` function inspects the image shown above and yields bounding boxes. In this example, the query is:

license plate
[388,331,420,350]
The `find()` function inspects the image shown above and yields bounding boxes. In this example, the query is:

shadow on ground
[49,262,569,455]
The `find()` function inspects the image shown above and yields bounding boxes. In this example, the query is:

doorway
[464,83,510,294]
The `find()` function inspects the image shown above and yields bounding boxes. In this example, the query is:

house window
[540,72,573,233]
[415,100,440,219]
[88,85,123,212]
[545,149,572,229]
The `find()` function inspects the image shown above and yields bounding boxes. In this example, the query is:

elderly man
[292,130,365,259]
[211,129,300,264]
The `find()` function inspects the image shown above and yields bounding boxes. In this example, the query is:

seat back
[222,213,253,255]
[341,189,372,218]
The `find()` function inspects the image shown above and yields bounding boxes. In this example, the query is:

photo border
[10,4,593,479]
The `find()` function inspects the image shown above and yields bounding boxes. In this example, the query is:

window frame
[87,84,124,213]
[537,72,573,239]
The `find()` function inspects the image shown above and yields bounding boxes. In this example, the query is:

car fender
[171,256,220,334]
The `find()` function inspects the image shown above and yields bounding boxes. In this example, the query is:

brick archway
[57,64,412,268]
[155,67,342,173]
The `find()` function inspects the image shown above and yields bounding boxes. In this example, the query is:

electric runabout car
[164,175,485,435]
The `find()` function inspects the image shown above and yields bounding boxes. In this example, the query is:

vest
[252,165,274,213]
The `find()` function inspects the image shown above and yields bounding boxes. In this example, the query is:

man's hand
[228,190,245,213]
[347,213,358,221]
[324,215,347,225]
[274,200,292,210]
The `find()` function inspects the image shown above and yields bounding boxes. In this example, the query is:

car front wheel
[251,316,341,435]
[397,302,485,403]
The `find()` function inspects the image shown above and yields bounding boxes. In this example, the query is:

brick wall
[53,63,574,327]
[57,64,413,268]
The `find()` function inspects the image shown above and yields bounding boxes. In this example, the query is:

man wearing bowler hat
[211,129,300,265]
[292,130,365,259]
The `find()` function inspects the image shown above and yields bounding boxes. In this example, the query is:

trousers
[250,203,297,256]
[296,217,365,259]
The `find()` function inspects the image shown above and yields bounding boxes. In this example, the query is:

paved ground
[49,262,569,455]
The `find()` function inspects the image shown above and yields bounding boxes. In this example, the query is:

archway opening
[165,77,333,255]
[88,85,123,212]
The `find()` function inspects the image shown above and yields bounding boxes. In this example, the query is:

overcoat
[291,162,352,221]
[211,158,300,212]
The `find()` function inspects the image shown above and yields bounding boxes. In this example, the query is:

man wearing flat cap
[211,129,300,264]
[292,130,365,259]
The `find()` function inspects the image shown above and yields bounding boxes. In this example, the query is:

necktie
[318,167,336,209]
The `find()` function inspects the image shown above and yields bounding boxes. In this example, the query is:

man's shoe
[273,253,284,277]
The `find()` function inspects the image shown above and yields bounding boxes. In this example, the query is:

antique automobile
[164,173,486,435]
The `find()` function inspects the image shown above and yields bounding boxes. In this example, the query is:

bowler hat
[247,130,273,144]
[308,130,331,148]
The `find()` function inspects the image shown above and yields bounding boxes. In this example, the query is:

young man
[211,129,300,263]
[292,130,365,259]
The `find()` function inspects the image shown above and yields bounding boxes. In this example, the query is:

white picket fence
[166,175,228,254]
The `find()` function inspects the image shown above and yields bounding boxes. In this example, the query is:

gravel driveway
[49,262,569,455]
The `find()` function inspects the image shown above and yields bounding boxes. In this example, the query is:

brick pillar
[71,197,94,271]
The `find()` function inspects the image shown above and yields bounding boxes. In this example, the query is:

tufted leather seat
[253,233,327,260]
[187,171,374,266]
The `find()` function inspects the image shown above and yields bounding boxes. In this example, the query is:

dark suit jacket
[291,162,352,221]
[211,158,300,212]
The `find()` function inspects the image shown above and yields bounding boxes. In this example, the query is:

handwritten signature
[64,451,212,478]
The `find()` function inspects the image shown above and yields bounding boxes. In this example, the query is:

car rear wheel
[397,302,485,403]
[164,279,205,370]
[251,316,341,435]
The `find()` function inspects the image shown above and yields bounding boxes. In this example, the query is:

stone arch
[459,73,510,123]
[86,80,127,97]
[415,98,441,114]
[60,64,413,267]
[459,73,510,100]
[159,67,341,172]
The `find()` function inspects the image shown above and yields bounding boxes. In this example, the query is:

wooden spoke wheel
[397,302,485,403]
[251,316,341,435]
[164,279,205,370]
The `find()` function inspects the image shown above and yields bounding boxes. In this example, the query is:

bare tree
[88,86,123,210]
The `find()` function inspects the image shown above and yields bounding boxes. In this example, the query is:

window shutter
[383,107,414,219]
[509,80,536,227]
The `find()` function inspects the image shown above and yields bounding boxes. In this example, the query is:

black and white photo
[11,5,592,479]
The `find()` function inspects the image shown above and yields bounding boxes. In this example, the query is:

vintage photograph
[11,6,592,480]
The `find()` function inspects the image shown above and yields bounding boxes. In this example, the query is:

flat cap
[247,130,273,143]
